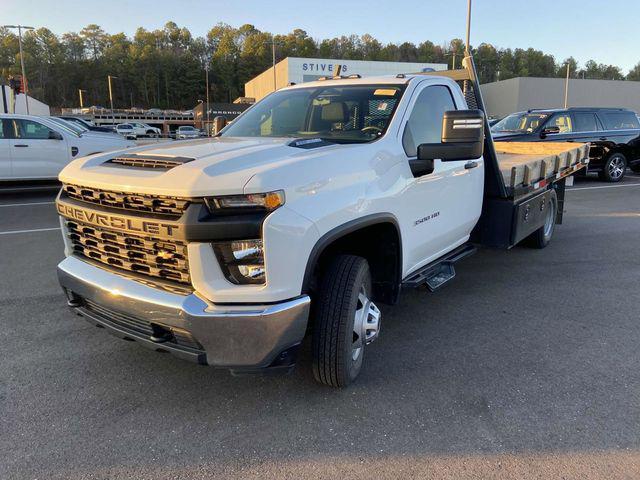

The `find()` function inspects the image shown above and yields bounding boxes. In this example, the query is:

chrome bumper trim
[57,256,310,368]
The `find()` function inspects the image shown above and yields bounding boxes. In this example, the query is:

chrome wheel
[608,156,625,180]
[351,287,381,362]
[543,193,557,240]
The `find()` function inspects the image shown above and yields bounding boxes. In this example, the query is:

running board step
[402,244,477,291]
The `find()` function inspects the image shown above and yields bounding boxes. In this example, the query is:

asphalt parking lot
[1,174,639,479]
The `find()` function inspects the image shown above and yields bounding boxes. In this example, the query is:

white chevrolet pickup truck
[56,56,589,387]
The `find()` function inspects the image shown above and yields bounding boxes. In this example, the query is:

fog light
[213,239,265,285]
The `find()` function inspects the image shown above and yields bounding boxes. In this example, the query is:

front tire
[312,255,381,388]
[599,152,626,182]
[526,188,558,249]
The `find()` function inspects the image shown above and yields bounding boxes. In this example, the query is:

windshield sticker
[374,88,398,96]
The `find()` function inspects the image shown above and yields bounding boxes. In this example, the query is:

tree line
[1,22,639,110]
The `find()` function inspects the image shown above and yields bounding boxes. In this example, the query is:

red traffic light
[8,76,24,94]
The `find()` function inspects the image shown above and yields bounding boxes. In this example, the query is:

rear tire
[599,152,626,182]
[526,188,558,249]
[312,255,380,388]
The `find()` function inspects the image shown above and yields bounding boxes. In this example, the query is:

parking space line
[568,183,640,192]
[0,227,61,235]
[0,201,56,208]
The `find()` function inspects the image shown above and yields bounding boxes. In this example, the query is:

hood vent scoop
[106,154,195,170]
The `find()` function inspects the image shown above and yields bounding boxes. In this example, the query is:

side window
[402,85,456,157]
[598,112,640,130]
[573,113,599,132]
[15,119,56,139]
[547,114,573,133]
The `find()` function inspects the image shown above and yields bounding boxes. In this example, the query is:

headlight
[205,190,285,213]
[213,239,265,284]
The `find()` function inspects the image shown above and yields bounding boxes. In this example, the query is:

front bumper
[57,256,310,372]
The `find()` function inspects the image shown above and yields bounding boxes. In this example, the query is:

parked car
[115,123,137,140]
[175,126,200,139]
[49,117,121,140]
[491,107,640,182]
[0,114,134,181]
[57,116,115,133]
[128,122,162,138]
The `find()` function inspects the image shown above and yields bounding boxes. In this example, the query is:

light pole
[563,63,570,109]
[268,40,282,92]
[3,24,35,114]
[108,75,117,125]
[197,99,204,130]
[78,89,87,109]
[205,65,210,135]
[447,52,458,70]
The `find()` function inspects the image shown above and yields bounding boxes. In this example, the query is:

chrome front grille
[62,184,190,217]
[65,219,191,289]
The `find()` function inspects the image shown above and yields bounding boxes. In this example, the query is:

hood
[59,136,342,197]
[491,131,534,141]
[80,131,123,140]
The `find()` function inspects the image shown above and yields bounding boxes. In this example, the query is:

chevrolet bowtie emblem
[157,250,175,260]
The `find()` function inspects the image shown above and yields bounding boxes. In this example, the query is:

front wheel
[312,255,381,388]
[526,188,558,249]
[599,153,627,182]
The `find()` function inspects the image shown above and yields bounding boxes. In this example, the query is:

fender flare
[301,213,403,295]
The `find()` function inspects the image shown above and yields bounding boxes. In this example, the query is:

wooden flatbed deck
[495,142,589,188]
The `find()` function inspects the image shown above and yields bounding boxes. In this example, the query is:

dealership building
[481,77,640,118]
[245,57,447,101]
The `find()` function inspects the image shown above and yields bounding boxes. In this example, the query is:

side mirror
[417,110,485,163]
[540,125,560,137]
[49,130,63,140]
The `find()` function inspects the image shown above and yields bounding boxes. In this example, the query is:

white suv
[0,114,134,181]
[129,122,162,138]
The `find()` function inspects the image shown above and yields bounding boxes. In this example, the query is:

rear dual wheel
[527,188,558,249]
[312,255,381,388]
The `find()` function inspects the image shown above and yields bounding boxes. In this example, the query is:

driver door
[10,119,69,179]
[399,84,484,274]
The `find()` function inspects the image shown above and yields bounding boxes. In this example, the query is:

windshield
[50,117,88,134]
[491,113,549,133]
[221,84,405,144]
[46,118,81,137]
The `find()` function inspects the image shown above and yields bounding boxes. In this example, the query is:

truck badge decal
[414,211,440,226]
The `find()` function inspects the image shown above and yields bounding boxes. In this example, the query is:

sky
[3,0,638,73]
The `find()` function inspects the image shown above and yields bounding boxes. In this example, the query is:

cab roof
[282,73,443,91]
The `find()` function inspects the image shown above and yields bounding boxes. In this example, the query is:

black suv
[491,108,640,182]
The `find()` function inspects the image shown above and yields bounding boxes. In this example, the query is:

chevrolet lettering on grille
[56,202,181,237]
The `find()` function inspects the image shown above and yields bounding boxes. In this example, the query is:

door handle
[14,144,29,147]
[464,161,479,169]
[599,137,607,141]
